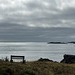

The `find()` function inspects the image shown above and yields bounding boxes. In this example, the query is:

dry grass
[0,60,75,75]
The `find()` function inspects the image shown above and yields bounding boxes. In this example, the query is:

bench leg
[23,57,25,63]
[10,60,13,62]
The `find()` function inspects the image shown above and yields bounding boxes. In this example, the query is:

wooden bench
[10,55,25,63]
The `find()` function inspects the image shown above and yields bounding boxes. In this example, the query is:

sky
[0,0,75,42]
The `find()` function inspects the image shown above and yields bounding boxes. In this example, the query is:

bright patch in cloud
[0,0,75,28]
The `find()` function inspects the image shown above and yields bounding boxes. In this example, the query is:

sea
[0,42,75,62]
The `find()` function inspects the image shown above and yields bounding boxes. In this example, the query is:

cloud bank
[0,0,75,42]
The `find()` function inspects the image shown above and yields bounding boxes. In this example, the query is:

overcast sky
[0,0,75,42]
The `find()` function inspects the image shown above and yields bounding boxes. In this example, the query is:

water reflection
[0,42,75,62]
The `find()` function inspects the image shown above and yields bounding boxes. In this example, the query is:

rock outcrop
[38,58,53,62]
[61,54,75,64]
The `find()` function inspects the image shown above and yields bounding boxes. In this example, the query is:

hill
[0,60,75,75]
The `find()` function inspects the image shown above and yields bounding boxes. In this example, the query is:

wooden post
[10,55,13,62]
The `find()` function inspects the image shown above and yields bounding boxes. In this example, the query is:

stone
[61,54,75,64]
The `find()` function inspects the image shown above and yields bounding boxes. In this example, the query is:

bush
[4,57,9,62]
[0,67,14,75]
[21,69,36,75]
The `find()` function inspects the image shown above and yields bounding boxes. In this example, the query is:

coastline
[0,58,75,75]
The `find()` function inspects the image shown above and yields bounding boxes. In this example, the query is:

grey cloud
[0,0,75,41]
[0,22,75,42]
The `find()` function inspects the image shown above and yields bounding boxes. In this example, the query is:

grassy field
[0,60,75,75]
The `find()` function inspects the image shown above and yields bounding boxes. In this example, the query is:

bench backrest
[10,55,25,63]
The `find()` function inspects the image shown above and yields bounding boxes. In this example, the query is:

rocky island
[48,42,67,44]
[48,41,75,44]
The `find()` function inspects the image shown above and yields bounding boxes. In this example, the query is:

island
[48,42,67,44]
[48,41,75,44]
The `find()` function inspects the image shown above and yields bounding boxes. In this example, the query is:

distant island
[48,41,75,44]
[68,42,75,44]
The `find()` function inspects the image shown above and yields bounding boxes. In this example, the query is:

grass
[0,60,75,75]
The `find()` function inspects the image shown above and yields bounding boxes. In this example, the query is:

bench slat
[12,57,24,59]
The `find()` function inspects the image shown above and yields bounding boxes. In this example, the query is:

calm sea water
[0,42,75,62]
